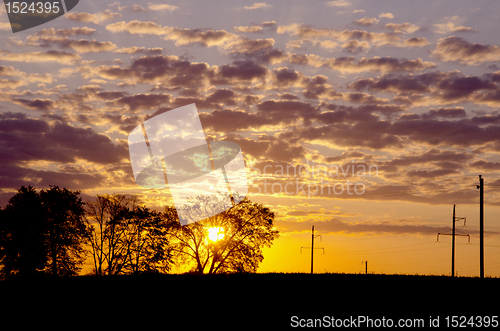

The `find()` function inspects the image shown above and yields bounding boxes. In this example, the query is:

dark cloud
[98,55,215,87]
[403,37,429,47]
[10,98,53,111]
[295,121,404,150]
[406,169,460,178]
[0,50,81,64]
[115,93,171,111]
[421,107,467,119]
[223,37,274,55]
[436,75,496,101]
[0,164,106,192]
[200,109,272,132]
[390,118,500,147]
[348,71,500,106]
[0,114,128,167]
[215,60,268,83]
[431,36,500,65]
[288,54,436,73]
[377,149,473,173]
[470,160,500,170]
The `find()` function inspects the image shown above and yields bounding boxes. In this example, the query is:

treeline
[0,186,278,279]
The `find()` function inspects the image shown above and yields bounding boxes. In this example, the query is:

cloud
[341,40,370,53]
[379,13,394,19]
[311,40,337,50]
[383,23,419,34]
[10,98,53,111]
[354,17,380,26]
[106,20,170,35]
[234,26,264,33]
[470,160,500,171]
[214,60,268,83]
[62,40,117,53]
[0,65,53,87]
[327,0,351,7]
[289,54,436,73]
[434,16,477,34]
[114,4,147,12]
[95,55,271,90]
[377,149,473,173]
[65,10,122,25]
[34,27,97,37]
[114,47,162,55]
[222,37,274,55]
[431,36,500,65]
[278,24,404,49]
[107,21,240,49]
[275,218,451,235]
[114,93,171,111]
[25,29,117,53]
[147,3,178,11]
[421,107,467,119]
[0,50,81,64]
[348,71,500,106]
[404,37,429,47]
[0,113,128,167]
[390,117,500,148]
[164,27,238,47]
[0,113,132,193]
[262,21,277,27]
[244,2,271,10]
[435,23,477,34]
[200,109,272,132]
[0,79,25,89]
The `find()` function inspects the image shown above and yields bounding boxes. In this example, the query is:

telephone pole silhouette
[362,261,368,274]
[437,205,470,277]
[477,175,484,278]
[301,225,324,274]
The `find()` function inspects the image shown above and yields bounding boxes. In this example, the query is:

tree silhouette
[0,186,88,278]
[166,194,279,274]
[39,186,88,276]
[0,186,46,278]
[85,194,172,275]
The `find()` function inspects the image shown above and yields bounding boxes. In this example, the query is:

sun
[208,227,225,242]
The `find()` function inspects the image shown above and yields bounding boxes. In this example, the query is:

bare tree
[119,206,171,274]
[85,194,172,275]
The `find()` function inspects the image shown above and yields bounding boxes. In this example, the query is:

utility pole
[362,261,368,274]
[301,225,324,274]
[437,205,470,277]
[477,175,484,279]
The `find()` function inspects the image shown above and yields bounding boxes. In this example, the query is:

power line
[327,242,448,255]
[300,225,324,274]
[478,175,484,278]
[437,205,470,277]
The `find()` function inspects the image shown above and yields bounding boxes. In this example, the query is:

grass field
[1,273,498,329]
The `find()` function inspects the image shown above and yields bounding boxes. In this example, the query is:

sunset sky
[1,0,500,276]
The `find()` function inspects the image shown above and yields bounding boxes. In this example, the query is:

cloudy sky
[1,0,500,276]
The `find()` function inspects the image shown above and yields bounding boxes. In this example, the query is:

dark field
[1,273,498,329]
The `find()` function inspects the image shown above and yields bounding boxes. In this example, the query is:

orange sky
[1,0,500,277]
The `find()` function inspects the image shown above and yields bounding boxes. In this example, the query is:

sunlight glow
[208,227,225,242]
